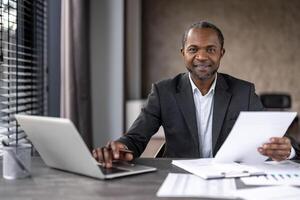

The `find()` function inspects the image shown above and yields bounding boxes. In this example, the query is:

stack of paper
[157,173,300,199]
[172,158,265,179]
[156,173,236,198]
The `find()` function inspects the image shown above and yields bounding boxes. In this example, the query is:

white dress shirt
[189,73,217,158]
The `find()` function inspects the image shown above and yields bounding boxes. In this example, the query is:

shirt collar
[188,73,217,96]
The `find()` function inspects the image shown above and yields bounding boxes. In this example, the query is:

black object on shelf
[260,93,291,109]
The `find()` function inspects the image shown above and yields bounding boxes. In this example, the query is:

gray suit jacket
[118,73,271,158]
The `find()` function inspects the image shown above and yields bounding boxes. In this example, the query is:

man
[93,21,298,168]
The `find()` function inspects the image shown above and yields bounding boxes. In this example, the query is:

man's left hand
[258,137,291,161]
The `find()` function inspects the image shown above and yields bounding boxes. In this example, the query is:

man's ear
[220,48,225,58]
[180,48,184,56]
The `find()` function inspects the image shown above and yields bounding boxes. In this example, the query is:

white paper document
[214,111,297,163]
[156,173,236,198]
[172,112,297,180]
[172,158,264,179]
[233,186,300,200]
[241,160,300,186]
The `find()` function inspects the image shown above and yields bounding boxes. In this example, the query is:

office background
[141,0,300,108]
[47,0,300,149]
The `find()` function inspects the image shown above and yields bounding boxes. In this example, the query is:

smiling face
[181,28,225,83]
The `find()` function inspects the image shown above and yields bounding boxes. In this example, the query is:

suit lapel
[174,73,200,156]
[212,74,232,154]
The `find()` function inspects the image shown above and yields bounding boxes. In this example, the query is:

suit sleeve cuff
[288,147,296,159]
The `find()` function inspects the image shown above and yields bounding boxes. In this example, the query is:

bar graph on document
[241,160,300,186]
[241,173,300,185]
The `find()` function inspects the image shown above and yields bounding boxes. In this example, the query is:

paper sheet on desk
[214,111,297,163]
[156,173,236,198]
[172,158,264,179]
[241,160,300,186]
[233,186,300,200]
[172,112,296,180]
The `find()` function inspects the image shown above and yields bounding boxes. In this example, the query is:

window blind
[0,0,47,145]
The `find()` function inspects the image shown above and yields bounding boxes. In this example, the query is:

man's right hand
[92,141,134,168]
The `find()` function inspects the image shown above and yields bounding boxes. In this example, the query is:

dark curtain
[61,0,92,149]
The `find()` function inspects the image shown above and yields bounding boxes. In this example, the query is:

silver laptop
[15,114,157,179]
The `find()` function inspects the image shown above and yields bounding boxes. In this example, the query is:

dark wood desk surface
[0,157,247,200]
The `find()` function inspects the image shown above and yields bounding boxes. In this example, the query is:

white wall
[90,0,124,147]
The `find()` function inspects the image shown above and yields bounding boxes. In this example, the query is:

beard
[187,64,218,81]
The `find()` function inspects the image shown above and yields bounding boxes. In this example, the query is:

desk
[0,157,246,200]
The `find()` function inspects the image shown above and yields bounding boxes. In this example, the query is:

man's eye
[207,48,216,53]
[188,48,197,53]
